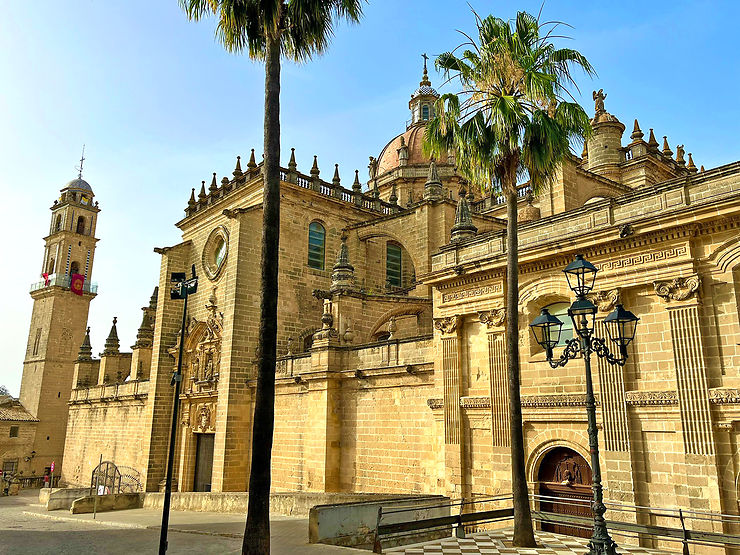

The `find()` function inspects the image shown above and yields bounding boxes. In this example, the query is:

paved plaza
[0,490,352,554]
[385,530,676,555]
[0,490,681,555]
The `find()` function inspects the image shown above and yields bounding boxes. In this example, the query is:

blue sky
[1,0,738,395]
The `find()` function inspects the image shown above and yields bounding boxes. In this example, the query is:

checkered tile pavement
[385,529,675,555]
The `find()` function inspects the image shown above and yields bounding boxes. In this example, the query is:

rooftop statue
[593,89,607,116]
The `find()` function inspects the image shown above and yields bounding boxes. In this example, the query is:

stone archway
[537,446,593,538]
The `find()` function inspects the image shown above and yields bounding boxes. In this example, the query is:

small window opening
[307,222,326,270]
[422,104,430,121]
[76,216,85,235]
[9,426,19,438]
[32,328,42,356]
[386,243,402,288]
[303,335,313,352]
[54,215,62,232]
[70,261,80,275]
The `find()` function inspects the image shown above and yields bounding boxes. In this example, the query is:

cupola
[408,54,439,127]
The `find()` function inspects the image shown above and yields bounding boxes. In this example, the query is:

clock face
[202,226,229,280]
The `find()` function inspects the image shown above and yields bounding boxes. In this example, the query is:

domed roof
[62,177,93,194]
[376,125,430,176]
[412,84,438,98]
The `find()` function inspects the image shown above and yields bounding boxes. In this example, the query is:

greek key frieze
[441,283,501,303]
[594,246,688,272]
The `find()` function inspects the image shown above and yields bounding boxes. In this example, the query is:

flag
[70,274,85,296]
[42,273,50,286]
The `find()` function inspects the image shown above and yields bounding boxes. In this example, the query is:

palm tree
[424,10,593,547]
[179,2,364,553]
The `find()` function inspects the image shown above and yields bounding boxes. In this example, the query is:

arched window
[54,215,62,233]
[76,216,86,235]
[70,261,80,275]
[386,243,402,288]
[307,222,325,270]
[47,258,55,275]
[543,302,574,347]
[422,104,430,121]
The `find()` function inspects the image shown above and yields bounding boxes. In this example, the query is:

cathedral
[7,63,740,540]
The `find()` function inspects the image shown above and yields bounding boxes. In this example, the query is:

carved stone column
[656,276,722,517]
[591,290,630,452]
[479,309,510,448]
[435,316,464,495]
[655,277,714,455]
[591,289,639,520]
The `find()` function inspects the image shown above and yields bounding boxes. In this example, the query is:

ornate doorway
[537,447,593,538]
[193,433,214,492]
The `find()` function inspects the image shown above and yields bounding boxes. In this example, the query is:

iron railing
[30,273,98,294]
[372,493,740,553]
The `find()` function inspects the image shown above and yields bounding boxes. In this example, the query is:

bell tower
[19,161,100,477]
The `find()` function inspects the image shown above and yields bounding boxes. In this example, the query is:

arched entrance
[537,447,593,538]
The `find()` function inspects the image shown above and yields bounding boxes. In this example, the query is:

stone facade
[17,67,740,544]
[0,396,38,482]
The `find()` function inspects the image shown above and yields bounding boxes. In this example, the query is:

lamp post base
[589,534,619,555]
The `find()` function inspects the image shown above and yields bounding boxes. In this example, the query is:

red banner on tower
[70,274,85,296]
[42,273,50,286]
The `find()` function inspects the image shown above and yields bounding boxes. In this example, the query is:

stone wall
[62,380,149,487]
[0,420,37,478]
[271,336,438,494]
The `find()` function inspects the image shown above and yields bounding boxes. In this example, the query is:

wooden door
[537,447,593,538]
[193,433,214,492]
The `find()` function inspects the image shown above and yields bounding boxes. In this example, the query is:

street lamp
[529,254,639,555]
[159,265,198,555]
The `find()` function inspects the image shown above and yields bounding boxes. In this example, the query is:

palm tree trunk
[505,187,537,547]
[244,34,281,555]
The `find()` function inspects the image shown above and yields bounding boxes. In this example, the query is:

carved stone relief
[198,405,211,432]
[590,289,620,312]
[478,308,506,328]
[433,316,458,334]
[653,276,700,302]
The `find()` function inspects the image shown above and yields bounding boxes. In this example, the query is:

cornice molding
[625,390,678,406]
[709,388,740,405]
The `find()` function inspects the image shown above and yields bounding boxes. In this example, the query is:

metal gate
[90,460,122,495]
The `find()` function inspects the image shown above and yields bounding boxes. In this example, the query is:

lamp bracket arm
[591,336,627,366]
[548,338,581,368]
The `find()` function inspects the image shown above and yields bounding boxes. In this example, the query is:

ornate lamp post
[530,254,638,555]
[159,266,198,554]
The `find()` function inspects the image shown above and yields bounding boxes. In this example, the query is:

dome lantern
[408,53,439,127]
